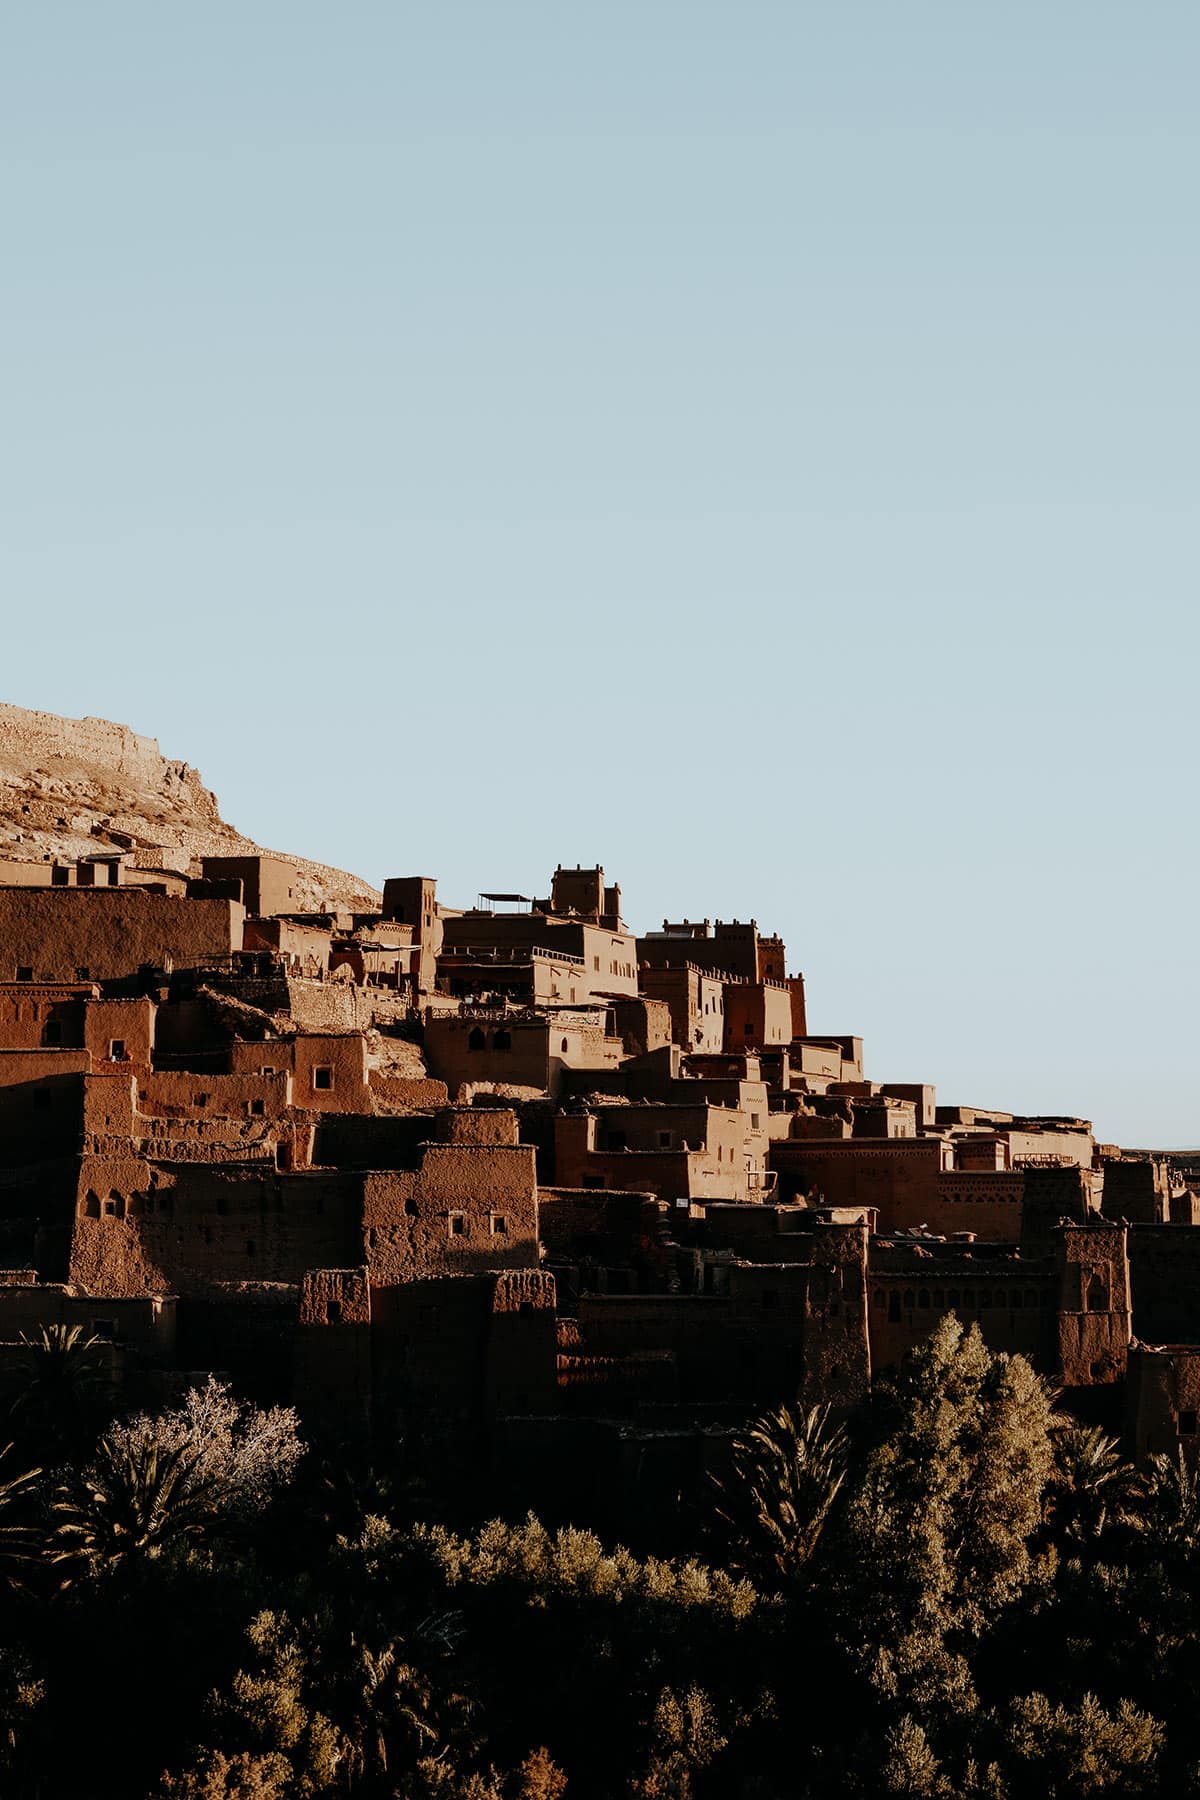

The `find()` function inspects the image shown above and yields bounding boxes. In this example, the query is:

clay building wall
[0,1055,88,1176]
[1055,1224,1131,1386]
[771,1136,948,1229]
[369,1275,497,1446]
[1004,1125,1095,1168]
[555,1106,763,1202]
[178,1282,301,1401]
[369,1073,450,1111]
[921,1171,1026,1239]
[1126,1345,1200,1464]
[486,1268,560,1417]
[0,1278,176,1362]
[243,917,332,975]
[1127,1226,1200,1343]
[83,996,156,1068]
[441,914,639,1000]
[136,1069,292,1123]
[68,1160,362,1297]
[0,984,90,1050]
[199,856,298,917]
[292,1033,371,1112]
[639,966,725,1054]
[380,876,441,992]
[1102,1159,1173,1225]
[798,1222,872,1408]
[424,1012,621,1099]
[0,890,244,983]
[881,1083,937,1128]
[576,1262,811,1405]
[294,1267,373,1433]
[722,981,793,1052]
[362,1143,539,1281]
[537,1187,669,1283]
[610,995,673,1058]
[868,1247,1058,1373]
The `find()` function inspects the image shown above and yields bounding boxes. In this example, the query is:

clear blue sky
[2,4,1197,1145]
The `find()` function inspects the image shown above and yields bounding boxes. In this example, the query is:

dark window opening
[43,1021,62,1045]
[109,1039,126,1062]
[313,1066,333,1091]
[246,1239,256,1256]
[249,1098,265,1117]
[1087,1274,1108,1312]
[326,1300,342,1324]
[15,966,33,983]
[1180,1410,1198,1436]
[449,1212,466,1237]
[492,1029,512,1051]
[468,1028,486,1051]
[491,1214,508,1235]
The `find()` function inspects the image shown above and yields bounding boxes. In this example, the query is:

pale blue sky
[2,4,1197,1144]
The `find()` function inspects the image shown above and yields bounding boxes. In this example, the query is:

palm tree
[0,1445,44,1593]
[10,1324,110,1463]
[51,1436,223,1576]
[1047,1424,1135,1544]
[1135,1447,1200,1555]
[712,1401,849,1584]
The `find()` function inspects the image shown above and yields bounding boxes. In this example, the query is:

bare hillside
[0,702,380,912]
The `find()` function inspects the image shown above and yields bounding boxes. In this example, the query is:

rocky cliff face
[0,702,380,911]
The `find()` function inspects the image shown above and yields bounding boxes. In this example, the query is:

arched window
[873,1288,886,1310]
[561,1037,569,1052]
[888,1292,901,1321]
[468,1028,486,1052]
[903,1289,915,1310]
[918,1290,930,1309]
[948,1289,960,1310]
[492,1029,512,1051]
[1087,1274,1108,1312]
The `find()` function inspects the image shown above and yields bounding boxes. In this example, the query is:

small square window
[248,1098,265,1117]
[1180,1410,1198,1437]
[313,1066,333,1091]
[195,1093,209,1108]
[448,1212,466,1238]
[75,965,90,980]
[491,1214,507,1235]
[261,1065,276,1077]
[109,1039,127,1062]
[751,1113,761,1130]
[658,1131,672,1148]
[15,966,33,983]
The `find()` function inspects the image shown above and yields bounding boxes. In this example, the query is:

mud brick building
[2,814,1198,1530]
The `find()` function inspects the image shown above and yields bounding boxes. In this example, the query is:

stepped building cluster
[2,728,1199,1521]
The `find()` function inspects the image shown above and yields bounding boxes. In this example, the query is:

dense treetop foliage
[2,1318,1198,1797]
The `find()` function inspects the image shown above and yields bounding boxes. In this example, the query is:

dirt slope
[0,702,380,912]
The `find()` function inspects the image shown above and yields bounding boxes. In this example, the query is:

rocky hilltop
[0,702,380,911]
